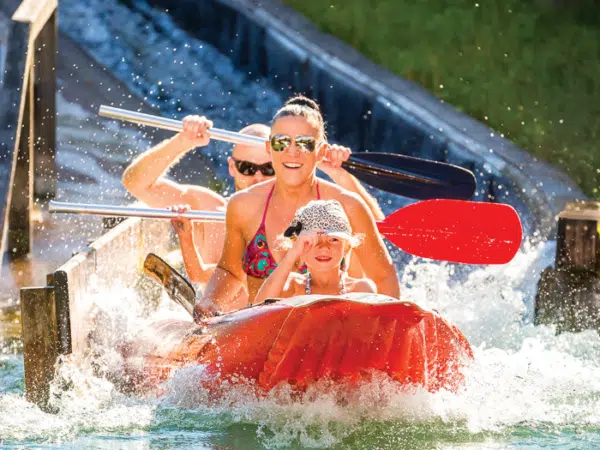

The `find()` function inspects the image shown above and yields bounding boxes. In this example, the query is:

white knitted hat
[284,200,352,240]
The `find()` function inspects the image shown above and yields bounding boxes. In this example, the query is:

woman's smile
[282,162,303,169]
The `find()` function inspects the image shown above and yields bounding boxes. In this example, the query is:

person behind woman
[255,200,376,302]
[196,95,399,321]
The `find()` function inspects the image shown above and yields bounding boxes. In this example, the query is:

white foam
[4,239,599,448]
[148,243,600,447]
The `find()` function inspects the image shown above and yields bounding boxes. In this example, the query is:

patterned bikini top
[242,183,321,279]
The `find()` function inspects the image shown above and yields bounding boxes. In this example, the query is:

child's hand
[288,230,323,261]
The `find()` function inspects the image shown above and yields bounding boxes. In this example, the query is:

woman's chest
[243,209,296,262]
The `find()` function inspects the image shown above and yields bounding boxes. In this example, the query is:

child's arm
[256,232,319,303]
[170,205,216,284]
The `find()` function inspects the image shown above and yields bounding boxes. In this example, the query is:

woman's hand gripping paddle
[99,105,476,200]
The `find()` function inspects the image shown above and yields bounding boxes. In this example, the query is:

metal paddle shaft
[100,105,265,147]
[98,105,476,200]
[48,201,225,222]
[49,200,522,265]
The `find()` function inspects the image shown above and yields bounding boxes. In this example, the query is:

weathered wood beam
[47,271,72,355]
[20,286,59,412]
[33,10,57,199]
[7,63,34,258]
[555,202,600,273]
[12,0,57,44]
[535,201,600,333]
[4,0,59,259]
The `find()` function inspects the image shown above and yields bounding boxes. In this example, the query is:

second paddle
[49,200,522,265]
[99,105,476,200]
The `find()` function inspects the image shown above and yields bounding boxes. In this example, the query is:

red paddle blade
[377,200,523,265]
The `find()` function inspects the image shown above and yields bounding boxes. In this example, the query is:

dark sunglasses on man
[232,158,275,177]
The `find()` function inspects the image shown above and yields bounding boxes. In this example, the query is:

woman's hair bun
[285,95,320,112]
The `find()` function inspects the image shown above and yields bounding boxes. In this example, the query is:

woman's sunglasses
[270,135,317,153]
[232,158,275,177]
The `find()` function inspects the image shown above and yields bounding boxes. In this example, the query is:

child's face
[304,235,348,271]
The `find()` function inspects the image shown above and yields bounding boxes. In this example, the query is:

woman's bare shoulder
[227,180,275,212]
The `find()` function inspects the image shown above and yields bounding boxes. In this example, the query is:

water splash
[1,244,599,448]
[59,0,284,195]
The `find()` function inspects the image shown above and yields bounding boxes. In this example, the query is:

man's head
[228,124,274,191]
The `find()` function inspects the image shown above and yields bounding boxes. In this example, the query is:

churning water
[4,245,600,449]
[1,0,599,448]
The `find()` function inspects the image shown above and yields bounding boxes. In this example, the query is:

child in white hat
[255,200,377,302]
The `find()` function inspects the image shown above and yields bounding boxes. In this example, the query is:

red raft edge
[116,294,473,395]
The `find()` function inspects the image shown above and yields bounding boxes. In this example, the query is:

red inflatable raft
[119,294,472,394]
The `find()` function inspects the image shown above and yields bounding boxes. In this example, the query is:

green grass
[281,0,600,198]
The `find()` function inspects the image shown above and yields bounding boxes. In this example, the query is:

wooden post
[7,65,34,258]
[20,286,59,412]
[534,201,600,332]
[554,202,600,273]
[33,9,57,199]
[4,0,59,260]
[47,271,72,355]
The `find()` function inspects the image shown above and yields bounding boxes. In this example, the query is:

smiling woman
[197,95,400,319]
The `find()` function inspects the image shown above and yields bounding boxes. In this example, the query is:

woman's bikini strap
[260,185,276,226]
[260,181,320,226]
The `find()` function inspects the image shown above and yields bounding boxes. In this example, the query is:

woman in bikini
[255,200,376,302]
[196,96,399,321]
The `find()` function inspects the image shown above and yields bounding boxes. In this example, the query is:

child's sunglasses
[270,134,317,153]
[232,158,275,177]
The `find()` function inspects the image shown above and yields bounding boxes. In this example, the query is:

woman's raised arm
[343,194,400,299]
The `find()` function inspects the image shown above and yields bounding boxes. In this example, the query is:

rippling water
[1,0,599,448]
[3,246,600,449]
